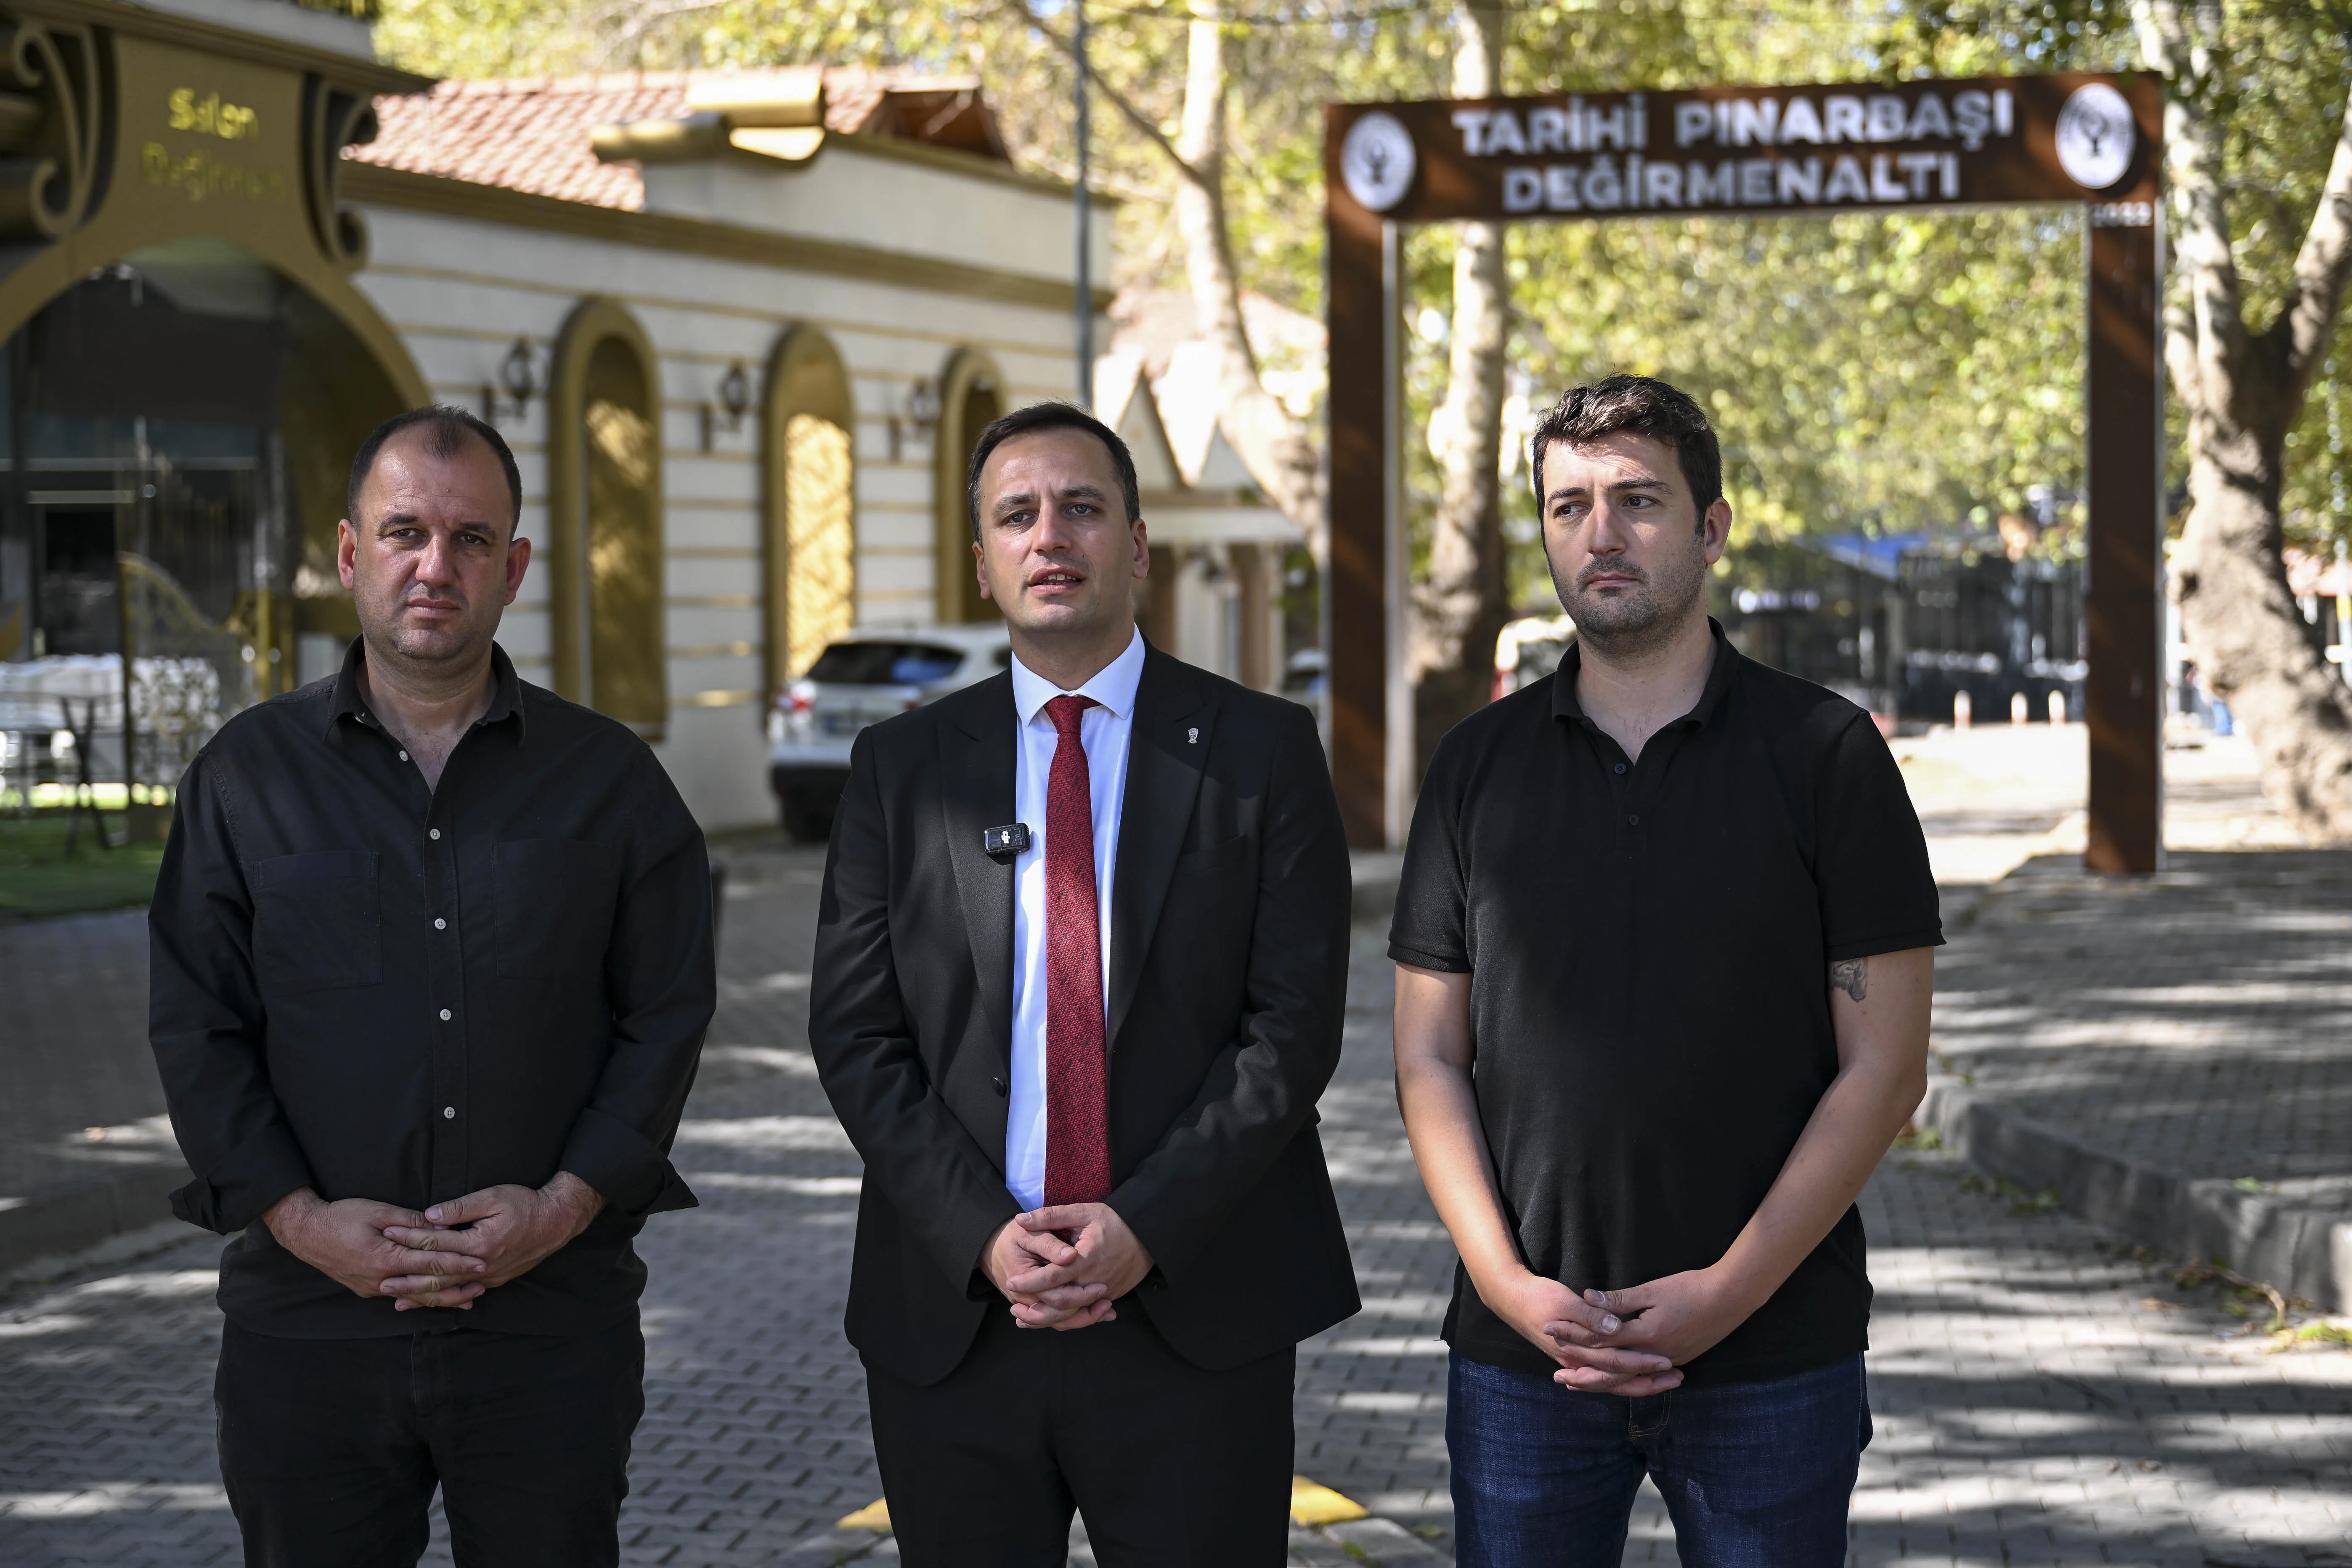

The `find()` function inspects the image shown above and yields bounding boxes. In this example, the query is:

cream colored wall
[640,141,1114,289]
[350,201,1093,829]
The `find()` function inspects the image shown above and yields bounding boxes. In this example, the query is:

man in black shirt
[1391,377,1940,1567]
[148,407,714,1567]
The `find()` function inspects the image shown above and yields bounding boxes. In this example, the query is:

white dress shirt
[1004,627,1146,1210]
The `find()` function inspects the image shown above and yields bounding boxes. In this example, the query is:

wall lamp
[890,377,942,460]
[483,338,539,424]
[701,361,753,451]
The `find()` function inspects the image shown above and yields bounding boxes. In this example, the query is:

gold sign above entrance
[168,88,261,141]
[118,39,298,210]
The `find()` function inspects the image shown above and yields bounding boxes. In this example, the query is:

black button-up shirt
[1389,623,1941,1386]
[149,641,714,1337]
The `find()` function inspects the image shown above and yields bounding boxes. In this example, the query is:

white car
[767,624,1013,840]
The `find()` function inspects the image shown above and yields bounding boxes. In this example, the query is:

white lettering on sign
[1446,83,2110,217]
[1501,147,1966,214]
[1667,87,2015,153]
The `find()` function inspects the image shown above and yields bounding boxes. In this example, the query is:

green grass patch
[0,812,166,918]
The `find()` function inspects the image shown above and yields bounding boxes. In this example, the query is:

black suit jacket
[810,645,1360,1386]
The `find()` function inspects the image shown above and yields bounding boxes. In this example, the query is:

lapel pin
[983,822,1031,859]
[1187,727,1199,745]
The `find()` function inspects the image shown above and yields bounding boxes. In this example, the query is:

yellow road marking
[838,1479,1368,1533]
[1290,1475,1368,1525]
[836,1497,891,1531]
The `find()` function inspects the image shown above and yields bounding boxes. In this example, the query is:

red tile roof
[349,67,1003,211]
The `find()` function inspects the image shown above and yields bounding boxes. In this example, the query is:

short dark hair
[1530,375,1723,518]
[964,401,1141,544]
[347,406,525,536]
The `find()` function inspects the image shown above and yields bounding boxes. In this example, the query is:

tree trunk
[1169,5,1325,549]
[2135,0,2352,841]
[2175,414,2352,832]
[1410,1,1511,770]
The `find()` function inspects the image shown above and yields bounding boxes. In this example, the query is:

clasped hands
[979,1203,1154,1331]
[262,1173,606,1312]
[1489,1266,1755,1397]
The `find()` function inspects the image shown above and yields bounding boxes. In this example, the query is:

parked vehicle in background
[768,625,1013,840]
[1493,613,1575,699]
[1281,647,1327,727]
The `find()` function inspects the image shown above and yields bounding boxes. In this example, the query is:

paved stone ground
[7,836,2352,1565]
[0,911,175,1210]
[1933,849,2352,1216]
[1891,725,2352,1227]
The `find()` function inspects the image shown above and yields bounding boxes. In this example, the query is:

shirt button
[1614,762,1627,774]
[398,751,409,762]
[439,1008,452,1021]
[429,828,441,840]
[443,1106,456,1120]
[1627,813,1640,825]
[434,918,446,931]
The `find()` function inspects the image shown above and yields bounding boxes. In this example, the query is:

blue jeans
[1448,1351,1868,1568]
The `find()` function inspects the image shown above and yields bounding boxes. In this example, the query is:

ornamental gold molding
[302,75,376,270]
[0,13,103,241]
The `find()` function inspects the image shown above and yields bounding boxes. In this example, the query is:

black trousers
[865,1300,1296,1568]
[214,1317,644,1568]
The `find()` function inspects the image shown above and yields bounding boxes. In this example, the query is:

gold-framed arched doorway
[933,348,1004,624]
[761,327,856,701]
[0,243,418,824]
[549,298,666,737]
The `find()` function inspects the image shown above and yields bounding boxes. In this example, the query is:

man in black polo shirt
[1391,376,1939,1567]
[148,407,714,1566]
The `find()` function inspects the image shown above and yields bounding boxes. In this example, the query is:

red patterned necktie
[1042,693,1110,1208]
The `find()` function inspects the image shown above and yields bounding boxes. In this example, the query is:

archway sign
[1325,74,2164,873]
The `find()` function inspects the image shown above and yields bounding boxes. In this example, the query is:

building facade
[0,0,1199,832]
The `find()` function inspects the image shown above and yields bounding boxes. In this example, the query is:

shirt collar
[1010,626,1147,726]
[327,638,528,741]
[1551,617,1740,730]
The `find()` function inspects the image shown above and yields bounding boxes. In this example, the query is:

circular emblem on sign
[1341,111,1416,213]
[2055,82,2136,191]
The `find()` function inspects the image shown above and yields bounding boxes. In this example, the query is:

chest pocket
[252,851,382,992]
[495,839,623,978]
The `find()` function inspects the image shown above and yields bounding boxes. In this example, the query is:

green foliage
[374,0,2352,562]
[0,815,165,918]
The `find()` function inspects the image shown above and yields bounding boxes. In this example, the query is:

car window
[805,642,965,686]
[889,646,963,684]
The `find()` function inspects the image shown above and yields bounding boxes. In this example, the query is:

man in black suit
[810,402,1358,1565]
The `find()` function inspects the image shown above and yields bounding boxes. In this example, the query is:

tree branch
[2272,80,2352,396]
[2134,0,2251,411]
[1001,0,1211,193]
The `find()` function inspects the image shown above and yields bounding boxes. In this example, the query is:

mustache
[1575,561,1649,589]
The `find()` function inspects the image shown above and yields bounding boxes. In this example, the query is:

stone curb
[1915,1072,2352,1313]
[0,1160,192,1277]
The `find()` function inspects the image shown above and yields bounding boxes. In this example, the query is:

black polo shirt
[148,640,714,1338]
[1389,623,1940,1386]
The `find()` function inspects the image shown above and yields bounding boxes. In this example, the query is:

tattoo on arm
[1829,958,1869,1003]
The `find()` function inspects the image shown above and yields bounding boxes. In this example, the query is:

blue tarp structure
[1812,532,1934,581]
